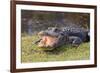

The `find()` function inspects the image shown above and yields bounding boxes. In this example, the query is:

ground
[21,35,90,63]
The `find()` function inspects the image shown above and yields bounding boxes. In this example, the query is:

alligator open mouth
[37,31,59,48]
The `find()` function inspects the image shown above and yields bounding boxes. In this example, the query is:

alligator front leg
[68,36,82,47]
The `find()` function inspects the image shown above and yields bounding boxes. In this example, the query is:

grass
[21,35,90,63]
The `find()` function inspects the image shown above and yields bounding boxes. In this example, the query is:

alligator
[35,27,90,48]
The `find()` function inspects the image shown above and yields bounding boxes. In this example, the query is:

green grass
[21,35,90,63]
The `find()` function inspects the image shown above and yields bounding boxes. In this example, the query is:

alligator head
[37,27,60,48]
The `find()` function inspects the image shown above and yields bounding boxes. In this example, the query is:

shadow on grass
[46,45,79,55]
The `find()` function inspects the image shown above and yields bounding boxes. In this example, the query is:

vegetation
[21,10,90,34]
[21,35,90,63]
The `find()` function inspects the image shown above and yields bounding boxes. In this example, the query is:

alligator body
[36,27,90,48]
[61,27,89,42]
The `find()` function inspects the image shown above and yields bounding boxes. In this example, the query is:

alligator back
[61,27,89,42]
